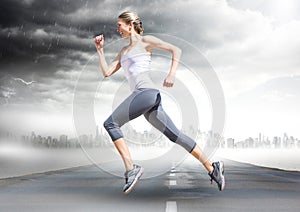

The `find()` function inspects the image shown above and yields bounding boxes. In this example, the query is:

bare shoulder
[142,35,169,51]
[142,35,176,52]
[142,35,163,45]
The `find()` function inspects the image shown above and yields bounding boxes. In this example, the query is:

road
[0,159,299,212]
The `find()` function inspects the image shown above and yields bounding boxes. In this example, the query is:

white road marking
[169,180,177,186]
[169,173,175,177]
[166,201,177,212]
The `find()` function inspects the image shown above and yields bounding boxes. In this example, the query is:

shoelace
[124,172,129,184]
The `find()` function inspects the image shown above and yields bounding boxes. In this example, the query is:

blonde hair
[118,11,144,35]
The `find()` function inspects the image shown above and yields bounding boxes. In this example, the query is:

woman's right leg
[103,89,161,171]
[113,138,134,171]
[103,89,162,194]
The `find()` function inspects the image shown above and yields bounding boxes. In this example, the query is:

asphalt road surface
[0,159,299,212]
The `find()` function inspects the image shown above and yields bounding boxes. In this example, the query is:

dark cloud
[0,0,118,77]
[0,0,270,109]
[0,0,217,75]
[0,0,211,79]
[1,0,299,104]
[1,0,99,27]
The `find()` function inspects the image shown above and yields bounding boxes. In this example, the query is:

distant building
[273,136,281,148]
[59,135,68,148]
[79,134,89,147]
[235,141,244,148]
[30,131,36,145]
[227,138,234,148]
[95,125,100,141]
[47,136,52,147]
[245,137,254,148]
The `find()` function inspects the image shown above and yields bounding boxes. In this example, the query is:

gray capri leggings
[103,88,196,152]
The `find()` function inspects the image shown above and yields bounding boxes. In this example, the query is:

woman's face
[117,18,131,38]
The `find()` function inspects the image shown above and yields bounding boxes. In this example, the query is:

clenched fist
[94,34,104,51]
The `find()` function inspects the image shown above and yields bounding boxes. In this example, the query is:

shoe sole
[123,167,144,194]
[219,161,225,191]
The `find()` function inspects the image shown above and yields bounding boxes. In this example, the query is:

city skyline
[1,125,299,150]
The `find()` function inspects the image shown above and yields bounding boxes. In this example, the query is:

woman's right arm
[94,34,121,78]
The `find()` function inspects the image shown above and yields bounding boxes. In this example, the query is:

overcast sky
[0,0,299,140]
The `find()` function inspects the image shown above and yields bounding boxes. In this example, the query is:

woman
[94,11,225,194]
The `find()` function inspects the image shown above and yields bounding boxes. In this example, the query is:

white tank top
[120,44,156,91]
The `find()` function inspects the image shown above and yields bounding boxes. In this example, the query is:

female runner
[94,11,225,194]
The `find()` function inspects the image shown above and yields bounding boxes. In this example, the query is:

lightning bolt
[13,78,37,85]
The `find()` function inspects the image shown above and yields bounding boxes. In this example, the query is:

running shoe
[123,164,144,194]
[208,161,225,191]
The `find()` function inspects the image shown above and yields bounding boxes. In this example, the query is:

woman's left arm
[144,35,182,87]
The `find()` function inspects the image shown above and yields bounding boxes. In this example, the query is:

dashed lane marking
[166,201,177,212]
[169,180,177,186]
